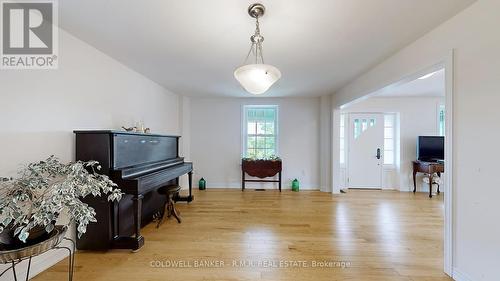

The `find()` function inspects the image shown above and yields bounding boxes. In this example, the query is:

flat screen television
[417,136,444,161]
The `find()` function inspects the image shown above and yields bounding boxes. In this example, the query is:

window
[340,114,345,164]
[243,105,278,158]
[384,114,396,165]
[353,118,361,139]
[438,105,445,136]
[352,117,376,140]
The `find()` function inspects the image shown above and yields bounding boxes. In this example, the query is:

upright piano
[74,130,193,251]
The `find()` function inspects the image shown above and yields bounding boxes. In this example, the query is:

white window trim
[241,105,279,158]
[339,113,346,167]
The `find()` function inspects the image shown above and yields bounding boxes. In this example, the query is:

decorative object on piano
[122,125,150,134]
[122,126,136,132]
[124,120,151,134]
[0,155,122,250]
[291,178,300,192]
[198,178,206,190]
[135,120,146,133]
[241,156,282,191]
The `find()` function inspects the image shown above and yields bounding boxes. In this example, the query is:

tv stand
[412,160,445,198]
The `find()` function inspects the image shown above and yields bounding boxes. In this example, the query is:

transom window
[243,105,278,158]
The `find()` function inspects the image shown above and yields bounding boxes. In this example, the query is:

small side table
[0,226,75,281]
[412,160,445,198]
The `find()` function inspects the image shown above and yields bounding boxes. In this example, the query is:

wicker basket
[0,225,67,263]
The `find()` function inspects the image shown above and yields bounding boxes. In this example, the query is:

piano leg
[131,194,145,251]
[133,195,143,239]
[112,194,145,251]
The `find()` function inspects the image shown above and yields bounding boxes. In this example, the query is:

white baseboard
[453,267,474,281]
[320,185,332,192]
[205,182,320,190]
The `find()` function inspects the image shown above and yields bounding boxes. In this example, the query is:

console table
[242,159,282,191]
[412,160,444,198]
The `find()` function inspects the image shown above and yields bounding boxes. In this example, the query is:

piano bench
[156,185,182,227]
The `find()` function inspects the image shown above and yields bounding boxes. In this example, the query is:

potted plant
[241,155,282,191]
[242,155,282,178]
[0,156,122,250]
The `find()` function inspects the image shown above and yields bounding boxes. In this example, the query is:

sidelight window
[384,114,396,165]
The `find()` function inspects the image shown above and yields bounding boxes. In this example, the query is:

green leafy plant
[0,156,122,243]
[242,154,281,161]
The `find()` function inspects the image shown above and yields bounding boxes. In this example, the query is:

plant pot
[0,224,53,251]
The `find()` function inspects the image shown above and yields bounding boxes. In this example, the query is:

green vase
[199,178,206,190]
[292,179,299,192]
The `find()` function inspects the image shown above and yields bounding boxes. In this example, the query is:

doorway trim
[332,50,454,276]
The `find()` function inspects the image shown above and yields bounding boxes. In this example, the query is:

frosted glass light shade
[234,64,281,95]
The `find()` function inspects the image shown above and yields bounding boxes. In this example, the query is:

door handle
[376,148,381,160]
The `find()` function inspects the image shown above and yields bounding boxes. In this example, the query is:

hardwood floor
[35,189,450,281]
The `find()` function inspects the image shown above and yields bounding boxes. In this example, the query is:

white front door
[347,113,384,189]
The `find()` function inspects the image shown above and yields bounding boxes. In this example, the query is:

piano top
[74,130,180,138]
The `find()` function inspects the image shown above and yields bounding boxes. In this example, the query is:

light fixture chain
[258,42,265,64]
[242,43,254,65]
[254,43,258,64]
[253,16,264,64]
[255,17,260,36]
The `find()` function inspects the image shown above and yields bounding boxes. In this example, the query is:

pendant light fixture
[234,3,281,95]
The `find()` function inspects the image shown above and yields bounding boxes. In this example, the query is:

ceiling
[59,0,475,97]
[375,69,445,98]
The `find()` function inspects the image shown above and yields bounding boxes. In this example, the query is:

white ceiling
[375,69,445,98]
[59,0,475,97]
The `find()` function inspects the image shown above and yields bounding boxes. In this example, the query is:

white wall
[341,97,444,191]
[190,97,320,190]
[331,0,500,279]
[0,28,180,280]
